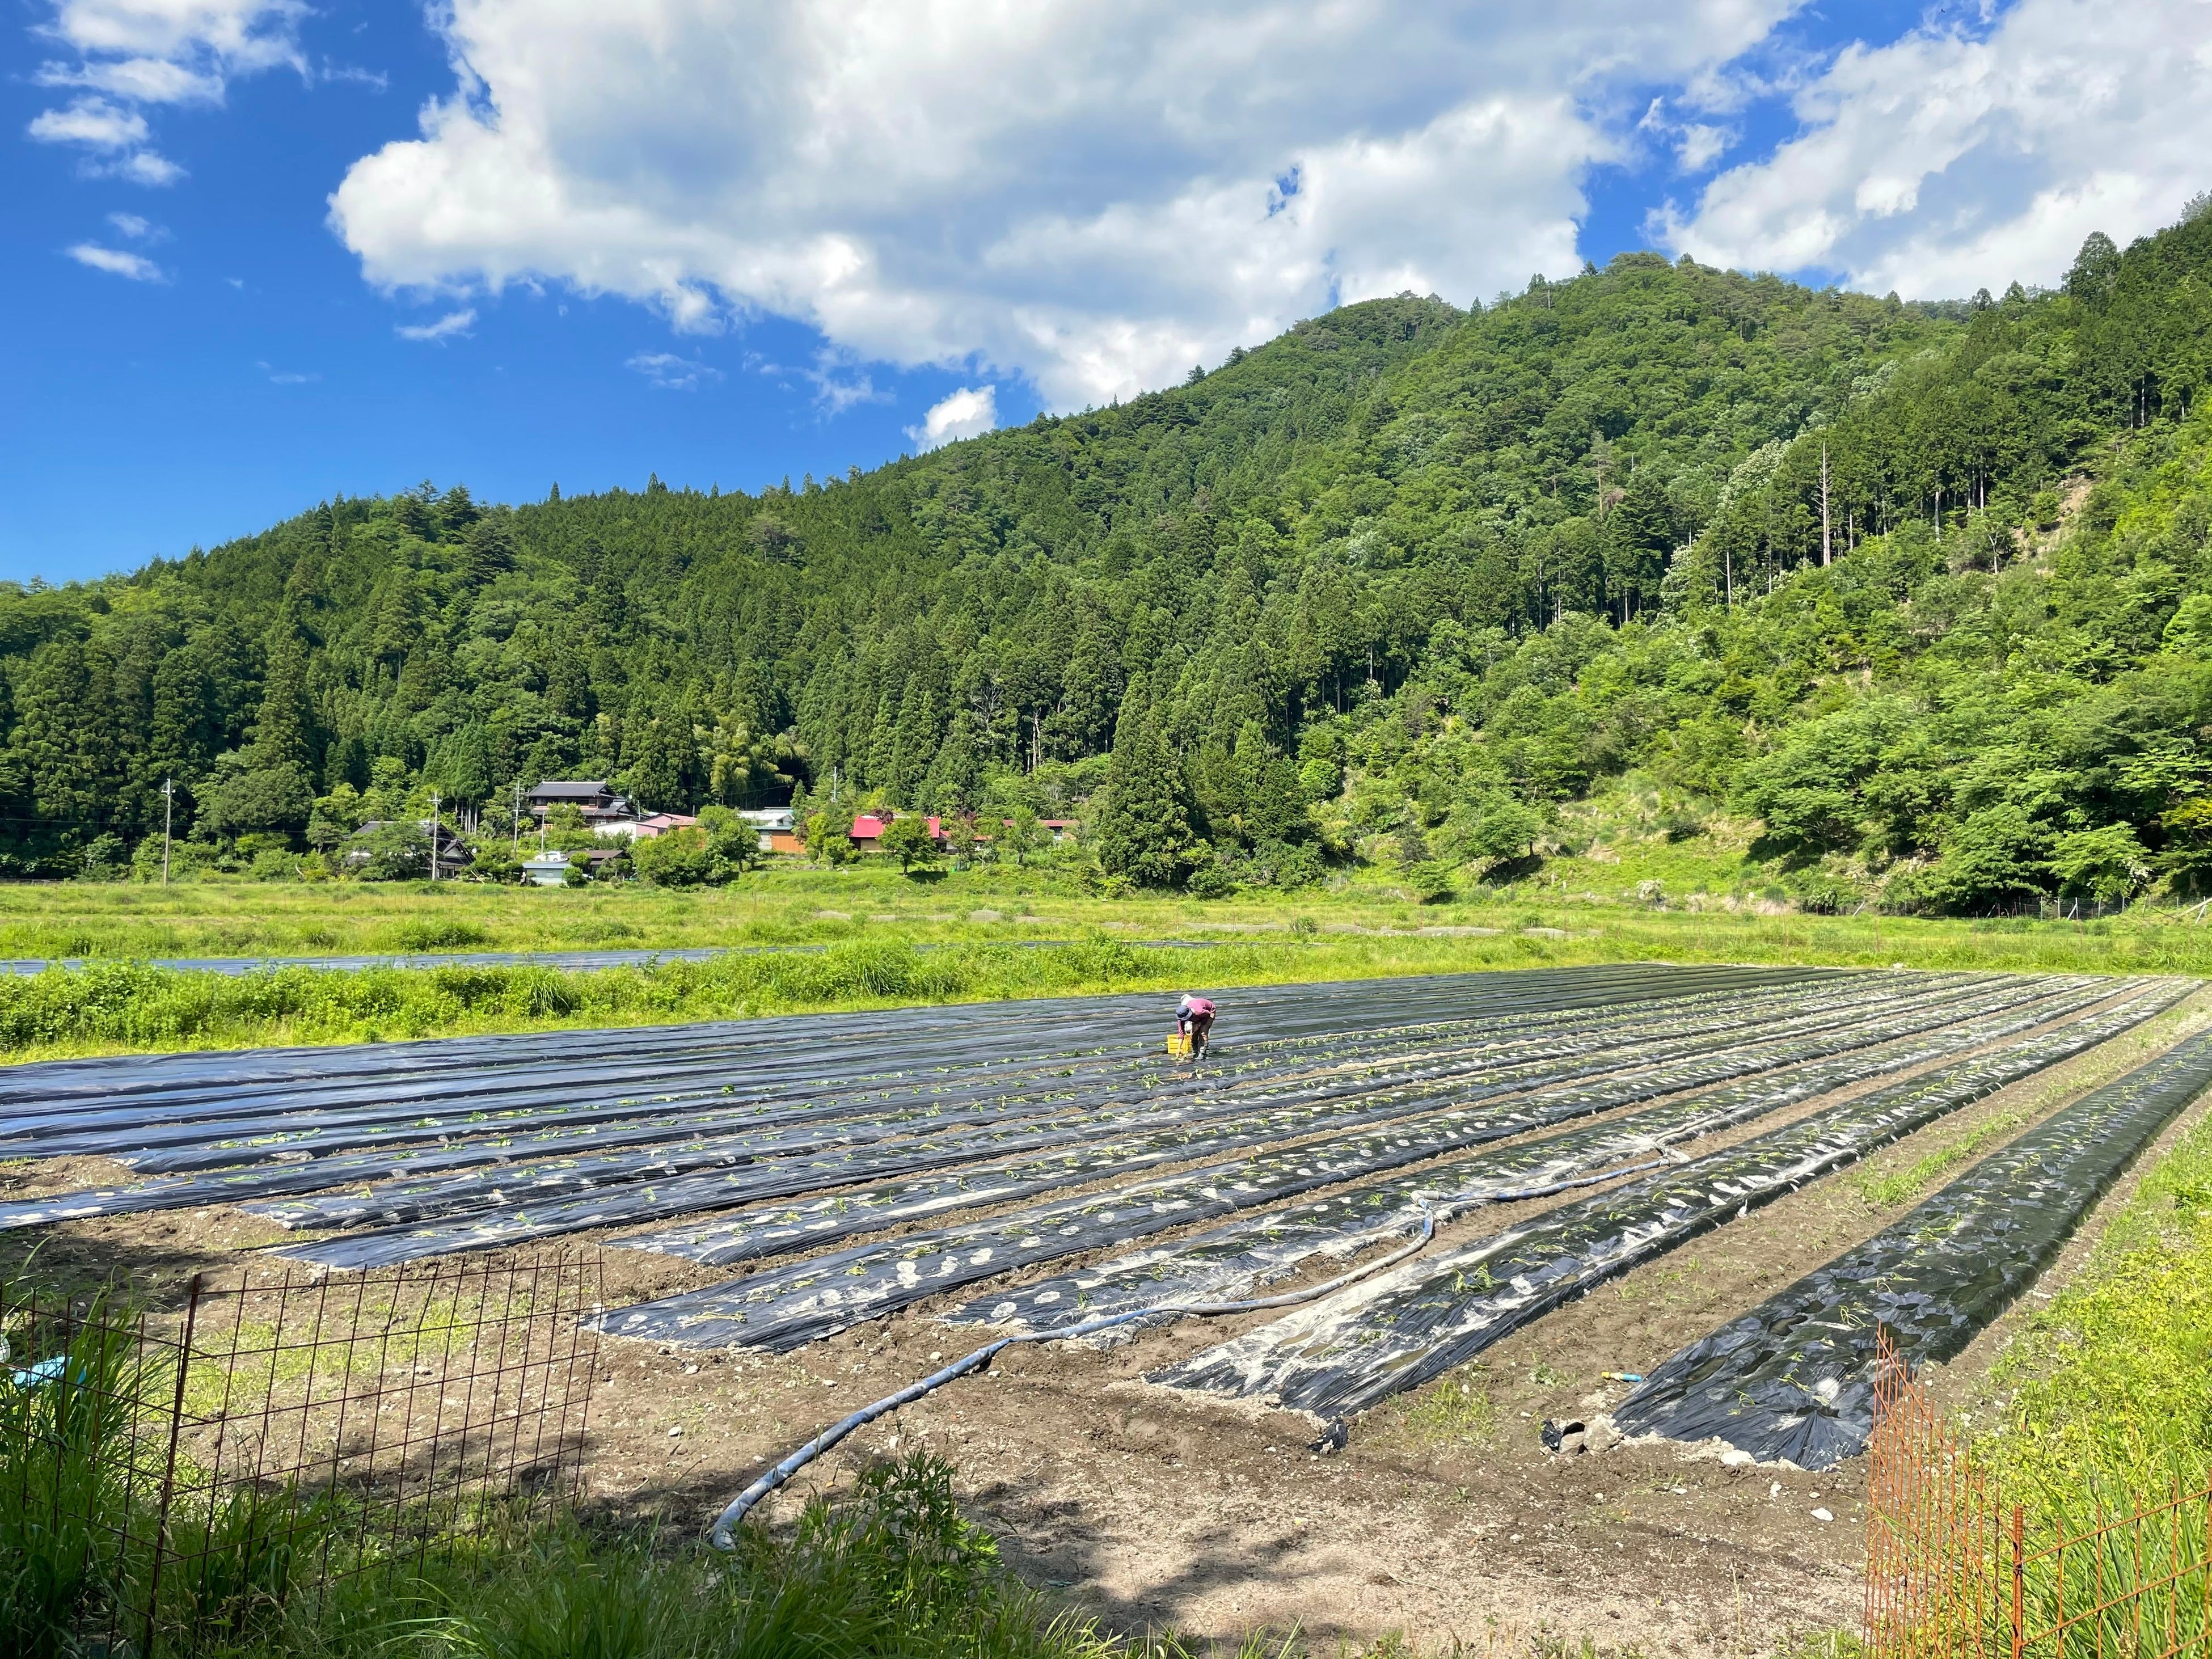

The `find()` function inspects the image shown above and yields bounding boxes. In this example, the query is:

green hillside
[12,209,2212,912]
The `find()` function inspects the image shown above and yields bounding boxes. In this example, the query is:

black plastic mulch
[1610,1026,2212,1470]
[944,976,2114,1339]
[1148,981,2191,1418]
[584,977,2069,1351]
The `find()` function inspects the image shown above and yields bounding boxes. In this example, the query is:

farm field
[7,961,2210,1654]
[9,865,2212,1062]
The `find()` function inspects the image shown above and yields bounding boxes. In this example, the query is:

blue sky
[7,1,2205,584]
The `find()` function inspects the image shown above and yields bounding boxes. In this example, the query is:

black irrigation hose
[586,978,2070,1352]
[1150,981,2193,1417]
[950,977,2121,1339]
[289,977,1940,1269]
[703,1206,1446,1547]
[1611,1027,2212,1470]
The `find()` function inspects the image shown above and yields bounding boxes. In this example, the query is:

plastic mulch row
[0,966,1826,1232]
[286,977,1940,1270]
[583,977,2084,1351]
[1611,1025,2212,1470]
[1147,981,2192,1418]
[948,976,2117,1340]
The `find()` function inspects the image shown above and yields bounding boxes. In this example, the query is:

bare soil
[7,987,2207,1656]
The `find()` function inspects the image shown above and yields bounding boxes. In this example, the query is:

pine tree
[1094,686,1202,887]
[12,639,116,842]
[888,679,938,806]
[463,516,516,586]
[248,636,316,779]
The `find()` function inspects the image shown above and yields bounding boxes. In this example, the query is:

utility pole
[1820,442,1832,567]
[429,789,441,881]
[161,778,173,885]
[511,782,523,859]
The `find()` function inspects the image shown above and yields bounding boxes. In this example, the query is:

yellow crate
[1166,1032,1193,1056]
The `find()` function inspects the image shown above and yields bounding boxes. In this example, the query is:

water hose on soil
[704,1204,1443,1547]
[705,1152,1680,1548]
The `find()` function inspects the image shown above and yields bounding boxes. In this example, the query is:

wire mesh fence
[1865,1328,2212,1657]
[1,1246,600,1657]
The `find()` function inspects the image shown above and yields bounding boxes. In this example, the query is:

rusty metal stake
[140,1272,202,1659]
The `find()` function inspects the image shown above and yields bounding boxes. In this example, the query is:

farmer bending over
[1176,993,1217,1061]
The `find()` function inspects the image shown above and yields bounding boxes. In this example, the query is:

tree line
[10,202,2212,909]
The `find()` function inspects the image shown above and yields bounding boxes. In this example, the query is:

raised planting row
[1150,981,2192,1417]
[1613,1027,2212,1469]
[280,972,1924,1270]
[591,974,2084,1350]
[951,977,2125,1340]
[0,963,1813,1231]
[254,968,1859,1236]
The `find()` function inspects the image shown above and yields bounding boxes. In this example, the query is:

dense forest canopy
[15,207,2212,909]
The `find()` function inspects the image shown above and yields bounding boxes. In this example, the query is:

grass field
[0,858,2206,1060]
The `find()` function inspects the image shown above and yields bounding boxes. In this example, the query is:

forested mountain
[12,206,2212,909]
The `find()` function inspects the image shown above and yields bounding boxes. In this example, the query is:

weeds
[1851,1111,2028,1208]
[1370,1370,1496,1448]
[1985,1103,2212,1509]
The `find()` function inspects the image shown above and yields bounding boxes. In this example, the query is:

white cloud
[1657,0,2212,296]
[112,149,184,184]
[394,307,476,341]
[25,90,187,184]
[27,1,306,187]
[37,54,222,102]
[37,0,304,74]
[67,240,164,280]
[107,210,161,238]
[257,361,318,383]
[1675,123,1735,172]
[28,95,146,148]
[806,351,888,413]
[626,351,721,389]
[329,0,1802,409]
[906,386,997,450]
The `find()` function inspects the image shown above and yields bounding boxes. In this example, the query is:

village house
[738,807,803,854]
[522,780,641,835]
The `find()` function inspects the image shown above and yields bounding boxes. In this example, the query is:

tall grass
[6,894,2212,1061]
[0,1295,145,1658]
[0,1285,318,1657]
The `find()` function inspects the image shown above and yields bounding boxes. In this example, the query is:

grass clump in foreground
[0,1297,1125,1659]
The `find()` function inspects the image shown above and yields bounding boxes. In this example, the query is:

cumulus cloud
[27,1,306,187]
[906,386,998,450]
[1657,0,2212,296]
[67,240,163,280]
[626,351,721,389]
[394,307,476,341]
[107,210,161,239]
[329,0,1800,409]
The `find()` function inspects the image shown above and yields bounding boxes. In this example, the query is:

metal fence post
[2010,1504,2025,1659]
[140,1272,203,1659]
